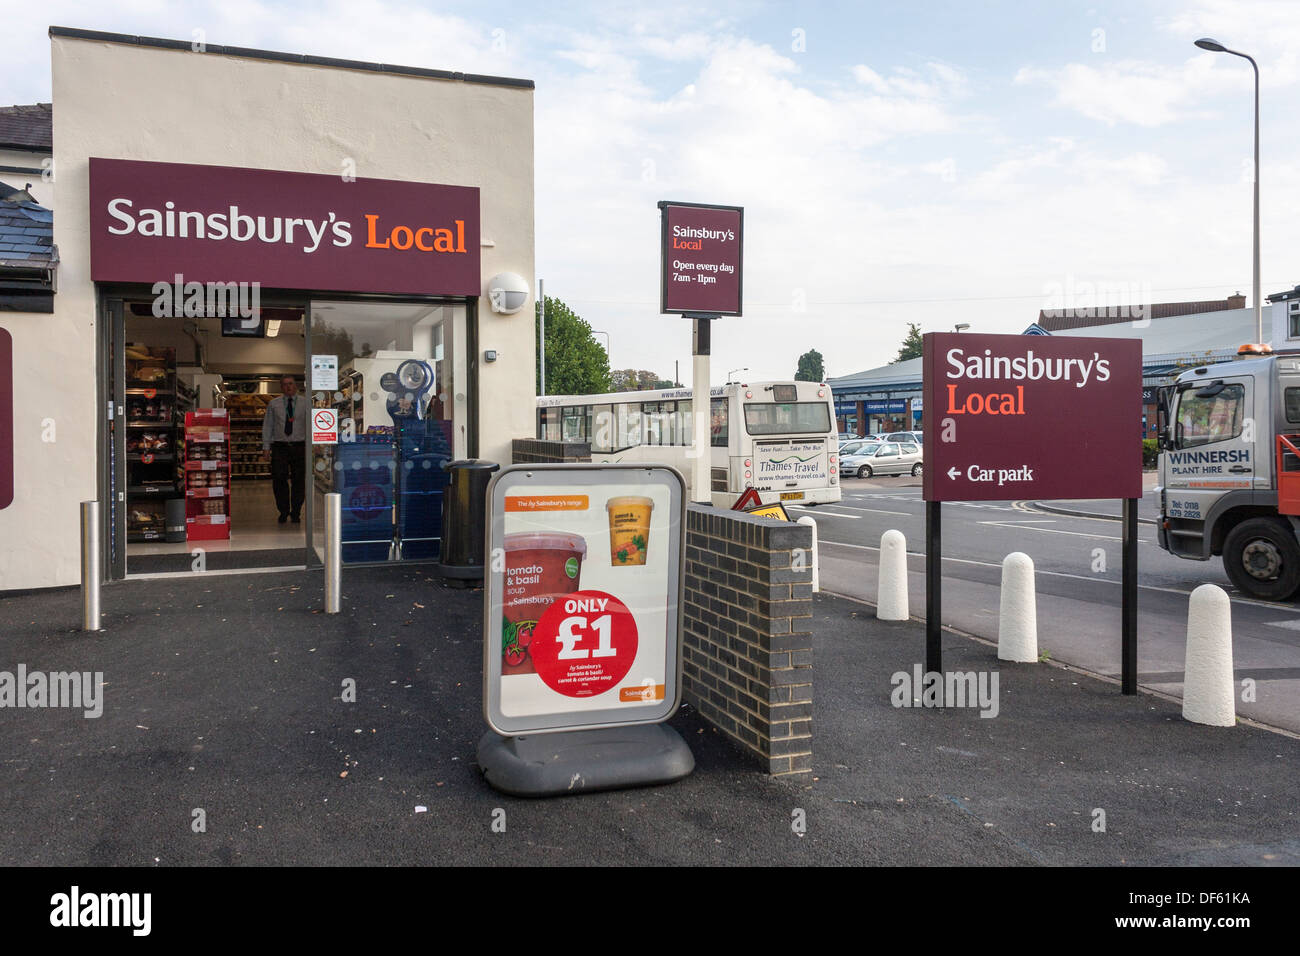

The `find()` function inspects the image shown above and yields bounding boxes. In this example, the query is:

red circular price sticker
[530,590,638,698]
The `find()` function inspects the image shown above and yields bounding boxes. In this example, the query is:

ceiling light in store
[265,319,281,337]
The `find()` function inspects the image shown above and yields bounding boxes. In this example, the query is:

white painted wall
[0,34,534,590]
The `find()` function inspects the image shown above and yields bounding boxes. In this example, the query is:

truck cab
[1156,352,1300,600]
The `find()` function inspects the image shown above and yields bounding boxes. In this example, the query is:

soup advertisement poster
[484,466,685,735]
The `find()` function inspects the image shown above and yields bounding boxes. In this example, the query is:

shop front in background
[90,158,480,578]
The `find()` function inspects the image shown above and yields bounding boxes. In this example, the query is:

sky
[5,0,1299,383]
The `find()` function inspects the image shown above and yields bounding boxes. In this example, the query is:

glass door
[307,299,464,564]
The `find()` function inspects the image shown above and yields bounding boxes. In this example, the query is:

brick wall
[682,504,813,778]
[511,439,592,464]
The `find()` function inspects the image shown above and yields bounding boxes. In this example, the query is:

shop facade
[0,28,536,590]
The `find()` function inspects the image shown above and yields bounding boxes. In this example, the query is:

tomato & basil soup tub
[501,532,587,674]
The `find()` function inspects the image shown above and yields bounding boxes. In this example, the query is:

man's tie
[285,396,294,437]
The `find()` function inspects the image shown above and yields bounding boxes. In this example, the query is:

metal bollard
[795,515,819,592]
[81,500,100,631]
[324,492,341,613]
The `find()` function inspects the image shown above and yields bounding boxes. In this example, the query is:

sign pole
[1122,496,1138,694]
[691,317,712,504]
[925,500,942,679]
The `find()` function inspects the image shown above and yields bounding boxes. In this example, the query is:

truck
[1155,348,1300,601]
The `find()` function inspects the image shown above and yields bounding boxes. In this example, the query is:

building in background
[0,103,53,208]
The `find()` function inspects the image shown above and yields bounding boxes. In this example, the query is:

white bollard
[877,529,908,620]
[998,552,1038,662]
[795,516,819,593]
[1182,584,1235,727]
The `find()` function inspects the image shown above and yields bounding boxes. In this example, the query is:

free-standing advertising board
[922,332,1143,502]
[484,464,686,736]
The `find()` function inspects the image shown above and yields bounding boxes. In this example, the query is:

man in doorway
[262,375,307,523]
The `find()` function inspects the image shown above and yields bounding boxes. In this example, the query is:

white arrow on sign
[947,467,961,480]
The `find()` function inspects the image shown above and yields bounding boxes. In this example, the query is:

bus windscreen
[744,402,831,435]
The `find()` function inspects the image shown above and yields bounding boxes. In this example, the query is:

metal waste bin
[438,459,500,587]
[165,497,187,543]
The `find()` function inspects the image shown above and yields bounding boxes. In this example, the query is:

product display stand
[184,409,231,541]
[476,724,694,797]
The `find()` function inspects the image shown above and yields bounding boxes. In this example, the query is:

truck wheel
[1222,518,1300,601]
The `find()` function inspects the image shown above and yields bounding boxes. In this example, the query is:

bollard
[1182,584,1235,726]
[795,515,819,593]
[80,500,100,631]
[324,492,341,614]
[877,529,908,620]
[998,552,1037,662]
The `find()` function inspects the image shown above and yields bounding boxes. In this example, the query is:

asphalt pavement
[791,472,1300,734]
[0,564,1295,865]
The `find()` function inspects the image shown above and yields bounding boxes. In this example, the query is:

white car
[838,437,882,457]
[841,440,923,478]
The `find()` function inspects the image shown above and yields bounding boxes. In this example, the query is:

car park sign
[922,332,1142,502]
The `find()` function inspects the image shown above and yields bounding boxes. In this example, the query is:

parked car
[887,430,924,445]
[841,440,923,478]
[838,438,880,457]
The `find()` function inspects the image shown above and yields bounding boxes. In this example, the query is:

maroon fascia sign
[920,331,1144,695]
[89,158,481,297]
[658,202,743,316]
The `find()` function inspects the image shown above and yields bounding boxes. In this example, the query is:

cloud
[1014,59,1219,127]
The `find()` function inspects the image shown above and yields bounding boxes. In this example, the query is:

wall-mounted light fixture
[486,272,529,314]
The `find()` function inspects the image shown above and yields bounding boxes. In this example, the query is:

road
[788,473,1300,734]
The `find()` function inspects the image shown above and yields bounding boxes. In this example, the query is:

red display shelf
[185,410,231,541]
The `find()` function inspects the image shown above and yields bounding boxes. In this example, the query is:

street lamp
[954,323,970,333]
[1195,37,1262,344]
[727,367,748,383]
[591,329,610,357]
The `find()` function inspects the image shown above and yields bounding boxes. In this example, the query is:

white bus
[537,381,841,508]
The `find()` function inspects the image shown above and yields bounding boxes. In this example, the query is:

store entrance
[105,295,314,576]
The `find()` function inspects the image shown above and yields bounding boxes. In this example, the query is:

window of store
[308,299,462,564]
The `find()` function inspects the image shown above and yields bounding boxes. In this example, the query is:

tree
[611,369,673,392]
[894,323,924,363]
[795,349,824,382]
[536,295,611,395]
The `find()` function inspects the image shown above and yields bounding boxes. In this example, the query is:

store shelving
[225,391,272,479]
[124,346,180,541]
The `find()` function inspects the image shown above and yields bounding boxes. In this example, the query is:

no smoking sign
[531,590,638,698]
[312,408,338,444]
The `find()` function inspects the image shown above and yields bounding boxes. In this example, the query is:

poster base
[477,723,694,797]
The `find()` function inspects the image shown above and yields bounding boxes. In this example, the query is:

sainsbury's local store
[0,27,537,590]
